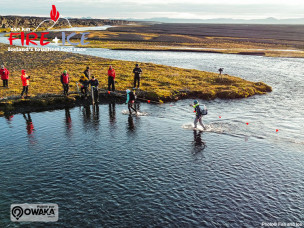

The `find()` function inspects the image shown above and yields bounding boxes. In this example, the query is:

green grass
[0,43,271,107]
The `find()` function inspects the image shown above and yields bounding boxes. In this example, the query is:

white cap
[1,65,4,69]
[126,89,130,93]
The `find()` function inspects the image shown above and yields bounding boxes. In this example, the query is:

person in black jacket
[89,76,99,103]
[133,64,142,89]
[218,68,224,76]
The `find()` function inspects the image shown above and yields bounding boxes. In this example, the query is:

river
[0,27,303,227]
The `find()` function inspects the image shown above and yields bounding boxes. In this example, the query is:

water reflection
[82,104,91,124]
[22,112,36,145]
[127,115,135,132]
[92,104,100,131]
[23,113,34,135]
[126,103,142,133]
[65,108,72,137]
[109,103,116,126]
[192,130,206,154]
[81,104,100,131]
[4,114,14,127]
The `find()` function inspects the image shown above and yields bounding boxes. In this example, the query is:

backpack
[129,91,135,101]
[200,104,208,115]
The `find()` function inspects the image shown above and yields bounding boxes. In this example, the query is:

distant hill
[128,17,304,24]
[0,15,135,29]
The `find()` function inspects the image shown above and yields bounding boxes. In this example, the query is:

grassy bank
[0,43,271,114]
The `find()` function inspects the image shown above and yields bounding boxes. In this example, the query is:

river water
[0,27,303,227]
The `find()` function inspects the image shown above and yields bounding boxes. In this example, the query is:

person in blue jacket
[126,89,137,115]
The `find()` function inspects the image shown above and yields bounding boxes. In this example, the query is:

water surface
[0,28,303,227]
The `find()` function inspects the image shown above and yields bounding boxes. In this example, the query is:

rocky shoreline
[0,41,272,117]
[0,83,272,116]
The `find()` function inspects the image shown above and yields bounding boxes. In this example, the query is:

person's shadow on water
[192,130,206,156]
[127,115,135,132]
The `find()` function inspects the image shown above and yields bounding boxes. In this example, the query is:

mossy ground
[0,42,271,114]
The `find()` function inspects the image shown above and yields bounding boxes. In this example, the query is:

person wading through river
[20,69,30,98]
[61,70,70,96]
[0,65,9,88]
[190,100,207,130]
[89,76,99,103]
[108,65,116,92]
[126,89,137,115]
[133,63,142,89]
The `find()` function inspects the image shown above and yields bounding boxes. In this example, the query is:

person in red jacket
[21,69,30,98]
[108,65,116,92]
[60,70,69,95]
[1,65,9,88]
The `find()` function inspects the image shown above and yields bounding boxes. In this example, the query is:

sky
[1,0,304,19]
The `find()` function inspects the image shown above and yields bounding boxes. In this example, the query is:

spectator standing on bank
[108,65,116,92]
[133,63,142,89]
[0,65,9,88]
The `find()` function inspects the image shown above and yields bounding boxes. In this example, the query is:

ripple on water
[0,53,303,227]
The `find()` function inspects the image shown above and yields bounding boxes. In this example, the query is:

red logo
[8,5,90,47]
[50,5,60,22]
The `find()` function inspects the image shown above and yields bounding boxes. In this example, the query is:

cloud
[1,0,304,19]
[47,0,304,4]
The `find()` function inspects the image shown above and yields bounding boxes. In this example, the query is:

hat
[1,65,4,69]
[63,70,67,74]
[135,64,139,67]
[126,89,130,93]
[194,100,198,104]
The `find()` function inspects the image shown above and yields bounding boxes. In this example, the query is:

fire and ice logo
[11,204,59,222]
[33,5,73,31]
[8,5,89,47]
[50,5,60,22]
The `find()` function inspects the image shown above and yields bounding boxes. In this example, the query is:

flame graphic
[33,4,72,32]
[50,5,60,22]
